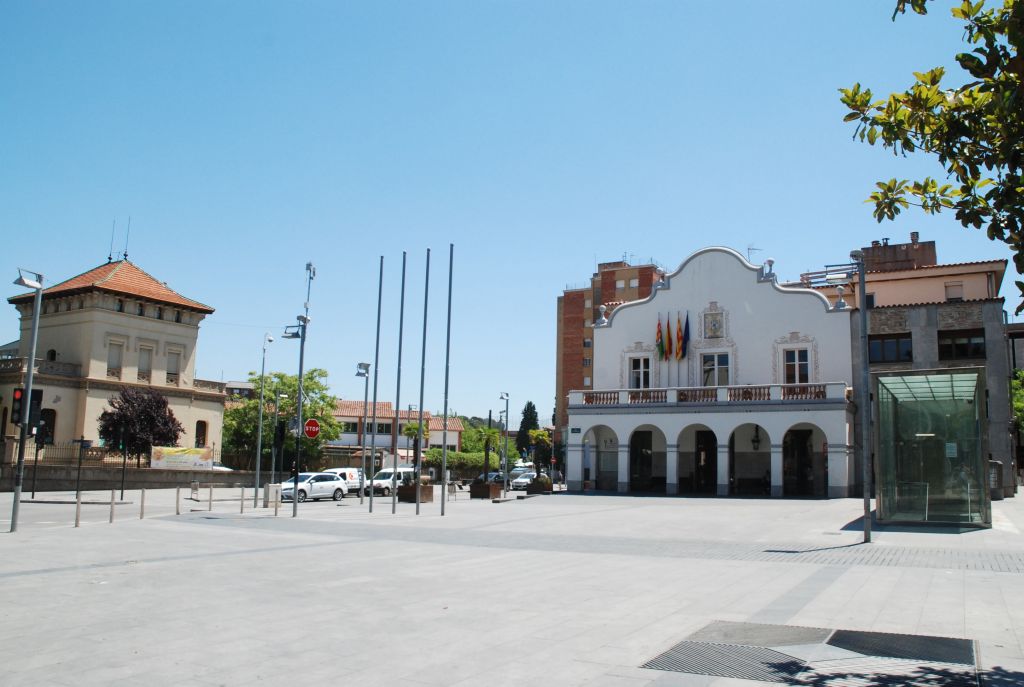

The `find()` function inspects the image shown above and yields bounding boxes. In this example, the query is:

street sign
[303,418,321,439]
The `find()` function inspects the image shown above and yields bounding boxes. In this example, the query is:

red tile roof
[333,400,394,417]
[8,260,213,313]
[428,416,464,432]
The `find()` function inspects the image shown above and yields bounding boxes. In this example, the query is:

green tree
[222,368,340,469]
[516,401,540,455]
[98,387,184,461]
[840,0,1023,308]
[528,428,552,466]
[1012,369,1024,431]
[403,421,430,467]
[471,425,502,480]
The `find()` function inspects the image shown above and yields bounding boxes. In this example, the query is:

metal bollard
[208,485,213,511]
[175,487,180,515]
[140,489,146,519]
[109,490,115,524]
[240,486,245,514]
[75,490,82,528]
[274,490,279,517]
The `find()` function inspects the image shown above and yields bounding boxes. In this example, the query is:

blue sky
[1,1,1015,430]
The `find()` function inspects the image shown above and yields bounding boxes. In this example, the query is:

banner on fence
[151,447,214,470]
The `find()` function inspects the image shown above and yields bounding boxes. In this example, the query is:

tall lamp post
[282,315,309,518]
[10,268,44,533]
[356,362,370,505]
[850,249,872,544]
[254,333,273,507]
[271,393,287,485]
[499,392,509,495]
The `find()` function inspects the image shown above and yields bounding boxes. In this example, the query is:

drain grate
[687,620,831,647]
[641,640,804,683]
[801,657,979,687]
[827,629,975,666]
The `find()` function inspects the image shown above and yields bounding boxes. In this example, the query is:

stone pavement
[1,488,1023,686]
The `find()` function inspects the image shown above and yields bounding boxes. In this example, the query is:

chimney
[882,237,890,246]
[910,231,919,244]
[871,240,881,247]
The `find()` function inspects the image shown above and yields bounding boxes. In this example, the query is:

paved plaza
[2,487,1024,686]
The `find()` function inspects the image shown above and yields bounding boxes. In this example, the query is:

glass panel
[876,371,989,526]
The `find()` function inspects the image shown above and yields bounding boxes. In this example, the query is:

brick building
[555,260,659,448]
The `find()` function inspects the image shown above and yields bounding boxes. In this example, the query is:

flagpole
[440,244,454,516]
[415,248,430,516]
[392,251,407,515]
[368,255,383,514]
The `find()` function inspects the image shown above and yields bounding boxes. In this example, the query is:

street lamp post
[851,249,873,543]
[283,315,309,518]
[500,392,510,494]
[10,268,43,534]
[271,393,287,485]
[254,334,273,507]
[356,362,370,505]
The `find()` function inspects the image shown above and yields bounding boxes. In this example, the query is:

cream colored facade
[1,261,225,449]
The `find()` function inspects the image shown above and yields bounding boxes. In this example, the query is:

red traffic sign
[303,419,321,439]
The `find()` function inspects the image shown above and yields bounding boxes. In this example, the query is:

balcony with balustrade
[568,382,849,411]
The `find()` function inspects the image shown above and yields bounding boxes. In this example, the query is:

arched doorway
[629,425,667,493]
[583,425,618,491]
[677,425,718,495]
[783,423,828,497]
[730,423,771,496]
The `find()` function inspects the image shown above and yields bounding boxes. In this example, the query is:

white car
[322,467,363,495]
[280,472,348,502]
[510,472,536,490]
[364,467,416,496]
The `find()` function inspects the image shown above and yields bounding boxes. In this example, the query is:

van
[323,467,363,495]
[364,466,416,496]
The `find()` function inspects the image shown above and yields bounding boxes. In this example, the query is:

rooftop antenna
[122,216,131,260]
[108,220,117,262]
[747,244,762,261]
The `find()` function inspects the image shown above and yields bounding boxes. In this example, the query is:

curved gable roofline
[602,246,832,327]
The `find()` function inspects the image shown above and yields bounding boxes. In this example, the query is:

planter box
[397,484,433,503]
[470,483,502,499]
[526,482,552,495]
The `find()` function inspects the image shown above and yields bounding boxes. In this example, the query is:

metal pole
[254,334,271,507]
[271,395,282,486]
[74,436,85,504]
[31,434,41,499]
[358,365,369,505]
[440,244,454,516]
[415,249,430,516]
[140,489,146,519]
[109,489,115,523]
[118,425,127,499]
[176,487,180,515]
[855,254,873,543]
[10,273,43,533]
[369,256,384,513]
[75,490,82,528]
[503,395,510,496]
[293,317,308,519]
[393,251,407,515]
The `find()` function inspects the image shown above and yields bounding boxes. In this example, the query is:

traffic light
[28,389,43,428]
[10,388,24,425]
[274,420,286,453]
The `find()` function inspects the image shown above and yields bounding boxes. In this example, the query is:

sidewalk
[1,490,1022,686]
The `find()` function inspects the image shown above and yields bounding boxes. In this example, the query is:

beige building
[1,259,225,450]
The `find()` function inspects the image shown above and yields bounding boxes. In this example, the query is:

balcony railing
[570,382,848,408]
[0,357,82,378]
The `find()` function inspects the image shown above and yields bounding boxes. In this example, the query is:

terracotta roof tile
[428,416,464,432]
[333,400,394,417]
[8,260,214,313]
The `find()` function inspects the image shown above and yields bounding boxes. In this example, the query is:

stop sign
[303,418,321,439]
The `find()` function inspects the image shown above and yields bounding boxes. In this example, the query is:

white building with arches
[566,247,856,498]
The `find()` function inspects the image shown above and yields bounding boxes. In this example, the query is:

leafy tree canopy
[98,387,184,457]
[516,401,540,454]
[222,368,340,463]
[841,0,1023,308]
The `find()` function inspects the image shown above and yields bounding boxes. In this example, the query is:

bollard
[175,487,180,515]
[75,490,82,528]
[240,486,245,514]
[140,489,146,519]
[274,491,279,517]
[109,490,115,524]
[208,485,213,512]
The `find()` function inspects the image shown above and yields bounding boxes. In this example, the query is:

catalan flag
[676,312,684,360]
[681,312,690,359]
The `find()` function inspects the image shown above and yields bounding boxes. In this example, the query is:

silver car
[510,472,536,490]
[280,472,348,502]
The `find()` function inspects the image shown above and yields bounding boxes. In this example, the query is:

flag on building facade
[680,312,690,359]
[664,316,673,360]
[655,315,664,359]
[676,312,684,360]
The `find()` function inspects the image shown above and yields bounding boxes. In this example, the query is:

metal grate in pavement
[686,620,831,647]
[641,640,804,683]
[799,656,979,686]
[827,629,975,666]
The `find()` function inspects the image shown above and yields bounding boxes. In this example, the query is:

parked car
[280,472,348,502]
[476,471,504,483]
[509,467,531,481]
[510,472,536,490]
[364,467,416,496]
[323,467,363,495]
[211,462,234,472]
